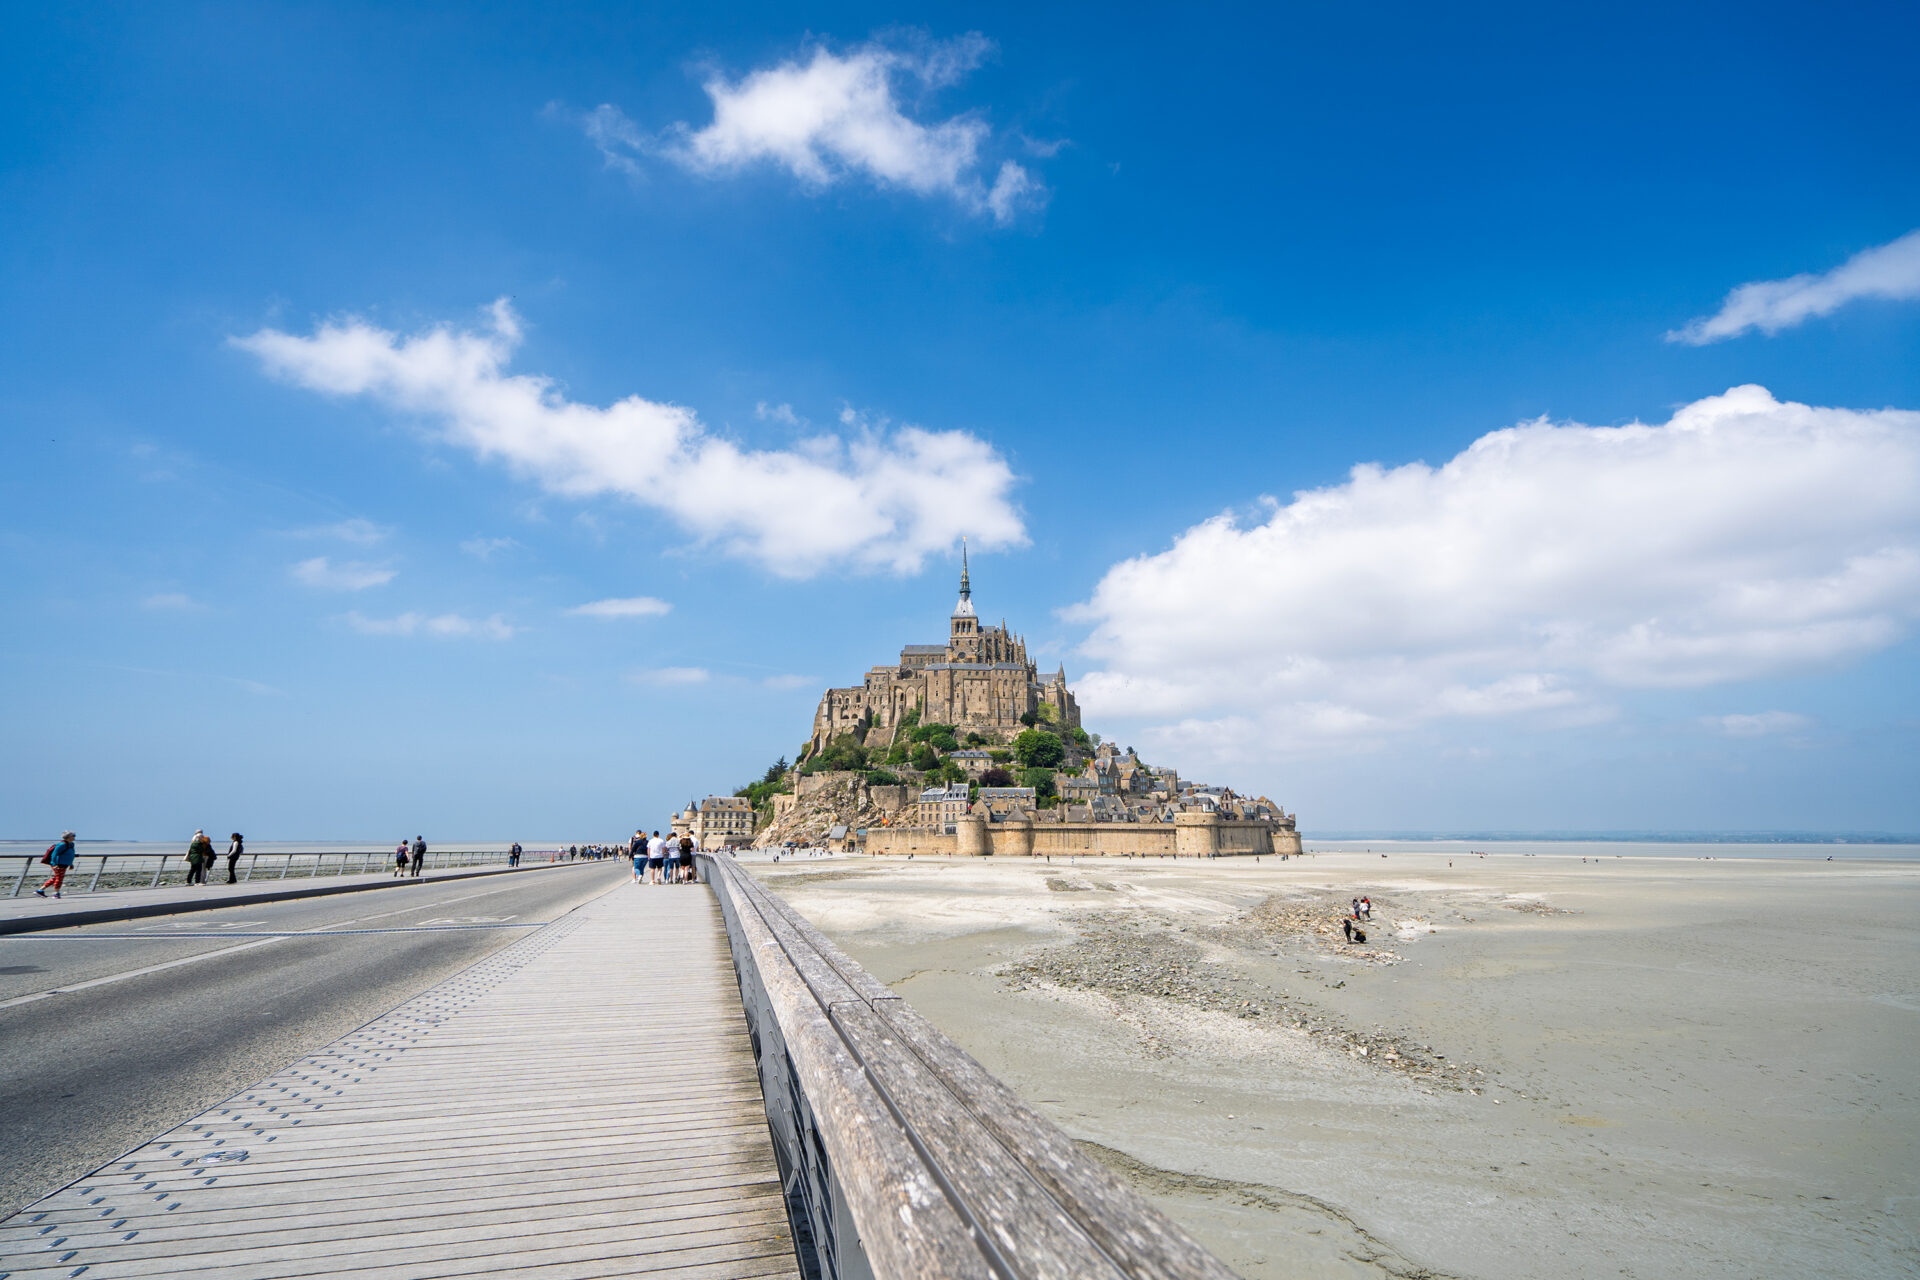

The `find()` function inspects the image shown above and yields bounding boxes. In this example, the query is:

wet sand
[747,851,1919,1280]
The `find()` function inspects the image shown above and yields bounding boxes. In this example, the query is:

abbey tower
[806,549,1081,758]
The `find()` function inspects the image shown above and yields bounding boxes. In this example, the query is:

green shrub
[1013,729,1066,769]
[1020,768,1058,800]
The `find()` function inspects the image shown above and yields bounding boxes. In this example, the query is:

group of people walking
[185,830,245,884]
[630,830,697,885]
[392,836,428,877]
[35,829,246,898]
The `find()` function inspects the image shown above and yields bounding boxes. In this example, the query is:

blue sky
[4,2,1918,840]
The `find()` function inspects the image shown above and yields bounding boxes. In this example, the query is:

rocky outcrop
[756,772,914,848]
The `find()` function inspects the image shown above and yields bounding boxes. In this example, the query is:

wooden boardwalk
[0,882,799,1280]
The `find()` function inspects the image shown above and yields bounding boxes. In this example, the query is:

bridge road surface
[0,870,797,1279]
[0,859,627,1218]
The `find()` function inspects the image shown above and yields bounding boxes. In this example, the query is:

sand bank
[747,850,1919,1280]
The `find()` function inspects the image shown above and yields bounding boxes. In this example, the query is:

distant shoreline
[1300,837,1920,862]
[1305,830,1918,844]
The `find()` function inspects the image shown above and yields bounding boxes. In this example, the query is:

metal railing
[697,851,1239,1280]
[6,848,563,898]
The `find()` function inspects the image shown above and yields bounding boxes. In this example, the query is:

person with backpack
[186,830,215,885]
[410,836,427,876]
[394,841,409,877]
[35,831,77,898]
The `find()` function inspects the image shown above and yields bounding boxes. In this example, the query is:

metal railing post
[244,853,257,882]
[280,853,292,880]
[88,855,106,893]
[150,855,168,888]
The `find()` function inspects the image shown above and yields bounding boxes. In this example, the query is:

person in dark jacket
[186,830,215,885]
[35,831,77,898]
[410,836,426,877]
[226,832,245,884]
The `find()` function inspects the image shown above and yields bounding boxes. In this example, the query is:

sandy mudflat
[747,850,1920,1280]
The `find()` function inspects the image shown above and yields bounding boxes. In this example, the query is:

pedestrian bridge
[0,855,1235,1279]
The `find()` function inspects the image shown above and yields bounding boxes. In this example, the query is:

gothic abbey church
[807,553,1080,757]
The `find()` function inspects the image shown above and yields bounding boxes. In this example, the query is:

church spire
[951,538,977,619]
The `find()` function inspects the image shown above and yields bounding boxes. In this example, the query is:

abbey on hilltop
[806,547,1079,757]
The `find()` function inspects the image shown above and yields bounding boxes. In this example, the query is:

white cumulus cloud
[291,556,397,591]
[345,611,514,640]
[1669,228,1920,344]
[580,35,1044,224]
[236,301,1024,577]
[1069,386,1920,758]
[1707,711,1812,738]
[460,535,519,560]
[568,596,673,619]
[630,666,710,686]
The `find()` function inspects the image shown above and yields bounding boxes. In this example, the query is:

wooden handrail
[699,852,1239,1280]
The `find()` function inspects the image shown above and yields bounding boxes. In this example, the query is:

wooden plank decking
[0,882,799,1280]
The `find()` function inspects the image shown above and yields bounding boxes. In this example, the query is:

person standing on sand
[226,832,244,883]
[35,830,77,898]
[410,835,427,876]
[186,830,215,885]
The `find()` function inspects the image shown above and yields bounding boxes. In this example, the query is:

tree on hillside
[1020,768,1057,800]
[911,741,939,772]
[1013,728,1066,769]
[979,767,1015,787]
[762,757,789,785]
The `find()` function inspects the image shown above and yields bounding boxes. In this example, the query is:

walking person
[394,841,409,877]
[647,831,665,885]
[186,829,215,885]
[35,830,77,898]
[679,832,695,882]
[226,832,244,884]
[410,835,427,877]
[662,833,681,885]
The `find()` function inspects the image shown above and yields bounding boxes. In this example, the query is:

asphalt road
[0,859,631,1217]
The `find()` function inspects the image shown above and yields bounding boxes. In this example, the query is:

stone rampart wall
[865,828,959,856]
[865,818,1281,858]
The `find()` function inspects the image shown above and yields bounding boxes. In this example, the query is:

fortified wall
[866,810,1303,858]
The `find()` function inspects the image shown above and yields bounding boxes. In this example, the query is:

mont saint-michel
[680,555,1301,857]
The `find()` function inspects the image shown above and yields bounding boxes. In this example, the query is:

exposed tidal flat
[747,848,1919,1280]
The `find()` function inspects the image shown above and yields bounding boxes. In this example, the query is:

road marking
[135,920,268,931]
[0,936,287,1009]
[417,915,515,925]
